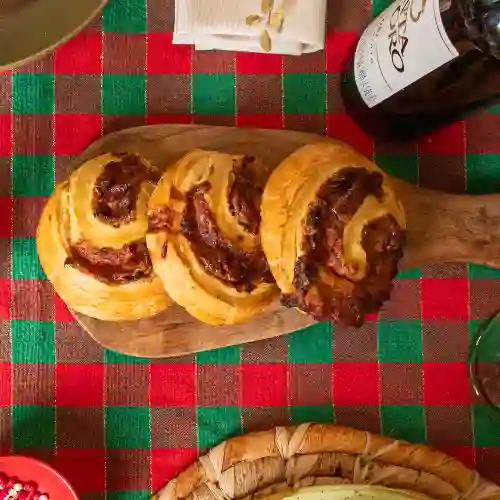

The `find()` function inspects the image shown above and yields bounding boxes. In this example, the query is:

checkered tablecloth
[0,0,499,498]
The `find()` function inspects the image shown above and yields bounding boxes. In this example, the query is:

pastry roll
[261,141,406,327]
[146,150,278,326]
[37,152,170,321]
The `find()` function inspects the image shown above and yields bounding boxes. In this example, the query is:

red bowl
[0,456,78,499]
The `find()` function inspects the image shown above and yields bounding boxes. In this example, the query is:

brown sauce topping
[148,188,186,234]
[228,156,267,235]
[148,205,181,233]
[67,154,159,283]
[161,242,168,259]
[93,154,160,225]
[67,240,152,283]
[148,182,273,292]
[281,168,405,326]
[181,187,273,292]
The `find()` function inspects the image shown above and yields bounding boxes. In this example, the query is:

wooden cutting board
[70,124,500,358]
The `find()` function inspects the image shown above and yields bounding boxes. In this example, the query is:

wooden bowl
[0,0,107,70]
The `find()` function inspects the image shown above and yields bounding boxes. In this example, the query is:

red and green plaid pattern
[0,0,499,498]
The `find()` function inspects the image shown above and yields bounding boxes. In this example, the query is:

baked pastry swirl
[261,141,406,327]
[146,149,277,326]
[37,152,170,321]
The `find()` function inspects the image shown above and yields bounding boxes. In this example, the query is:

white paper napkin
[173,0,327,56]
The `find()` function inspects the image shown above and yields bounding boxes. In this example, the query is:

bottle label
[354,0,459,108]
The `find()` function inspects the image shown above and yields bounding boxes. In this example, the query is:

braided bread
[152,424,500,500]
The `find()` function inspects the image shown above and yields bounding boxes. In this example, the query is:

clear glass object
[469,310,500,423]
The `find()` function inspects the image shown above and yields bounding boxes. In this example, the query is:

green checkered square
[197,407,241,450]
[102,0,147,33]
[12,155,54,196]
[13,405,55,450]
[466,154,500,194]
[288,323,332,363]
[372,0,392,15]
[11,321,55,363]
[12,238,46,280]
[469,319,482,346]
[102,75,146,115]
[12,74,54,114]
[376,154,418,184]
[284,74,326,114]
[196,346,241,365]
[106,407,151,449]
[397,268,421,279]
[378,320,422,362]
[291,405,335,425]
[192,74,235,115]
[488,103,500,113]
[472,405,500,446]
[381,405,426,442]
[468,264,500,279]
[105,349,150,364]
[108,492,150,500]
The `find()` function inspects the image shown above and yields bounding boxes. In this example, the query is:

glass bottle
[341,0,500,141]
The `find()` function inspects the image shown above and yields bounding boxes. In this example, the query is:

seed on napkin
[260,29,272,52]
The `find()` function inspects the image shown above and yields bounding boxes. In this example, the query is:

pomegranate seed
[0,473,48,500]
[23,484,37,493]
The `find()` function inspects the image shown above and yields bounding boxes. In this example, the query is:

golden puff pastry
[261,141,406,326]
[37,152,170,321]
[146,149,278,326]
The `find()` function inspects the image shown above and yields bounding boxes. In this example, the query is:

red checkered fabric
[0,1,499,499]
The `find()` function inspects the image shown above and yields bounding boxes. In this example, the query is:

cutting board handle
[394,179,500,270]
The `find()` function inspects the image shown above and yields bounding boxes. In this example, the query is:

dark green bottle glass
[341,0,500,141]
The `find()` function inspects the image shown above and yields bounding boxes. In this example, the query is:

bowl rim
[468,310,500,424]
[0,0,108,70]
[0,455,78,498]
